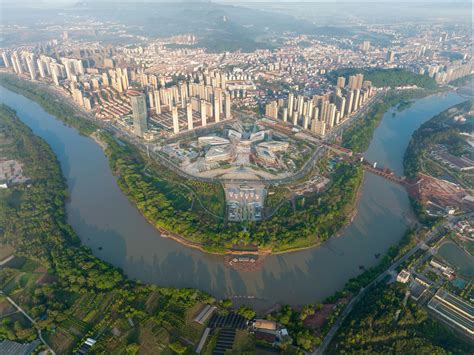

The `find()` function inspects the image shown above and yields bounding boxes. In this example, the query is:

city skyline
[0,1,471,354]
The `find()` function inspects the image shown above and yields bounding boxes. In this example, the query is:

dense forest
[0,105,215,353]
[329,282,470,354]
[328,67,438,89]
[342,89,438,153]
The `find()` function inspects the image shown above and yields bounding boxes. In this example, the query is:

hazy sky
[1,0,470,10]
[1,0,470,3]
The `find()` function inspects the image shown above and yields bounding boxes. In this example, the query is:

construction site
[408,173,474,216]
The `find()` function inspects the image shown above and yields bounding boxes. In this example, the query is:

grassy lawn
[180,321,206,344]
[161,302,208,344]
[61,317,89,336]
[0,269,18,290]
[143,290,162,313]
[4,271,40,295]
[0,296,15,316]
[18,258,42,273]
[265,186,289,210]
[271,235,320,253]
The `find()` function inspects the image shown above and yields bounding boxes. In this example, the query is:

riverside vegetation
[403,99,473,224]
[404,99,473,181]
[328,282,471,354]
[0,74,468,354]
[341,89,444,153]
[329,68,441,153]
[0,105,216,353]
[0,74,364,253]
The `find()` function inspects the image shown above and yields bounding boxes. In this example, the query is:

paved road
[146,92,377,186]
[325,92,383,141]
[26,78,384,190]
[0,290,55,354]
[314,213,472,355]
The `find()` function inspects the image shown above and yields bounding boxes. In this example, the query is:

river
[0,86,464,308]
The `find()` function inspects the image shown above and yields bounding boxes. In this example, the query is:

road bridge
[361,162,412,186]
[320,141,417,188]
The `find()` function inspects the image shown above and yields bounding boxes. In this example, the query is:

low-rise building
[396,269,411,284]
[198,136,230,146]
[430,258,455,279]
[257,141,289,152]
[205,145,232,162]
[251,319,289,345]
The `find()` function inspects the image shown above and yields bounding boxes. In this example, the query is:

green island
[105,132,363,252]
[0,74,363,254]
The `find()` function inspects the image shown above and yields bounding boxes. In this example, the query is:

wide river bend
[0,87,464,309]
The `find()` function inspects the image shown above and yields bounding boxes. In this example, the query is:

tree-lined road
[0,290,55,354]
[314,213,472,355]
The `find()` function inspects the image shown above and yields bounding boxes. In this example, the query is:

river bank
[0,80,464,307]
[0,104,217,354]
[0,73,365,260]
[270,169,365,256]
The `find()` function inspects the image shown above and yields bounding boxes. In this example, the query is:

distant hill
[70,2,351,52]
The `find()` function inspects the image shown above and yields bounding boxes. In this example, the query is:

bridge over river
[322,142,418,189]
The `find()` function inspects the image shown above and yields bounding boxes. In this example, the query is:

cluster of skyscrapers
[265,74,374,136]
[129,72,233,137]
[1,50,87,87]
[0,48,234,138]
[1,49,96,109]
[421,62,472,83]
